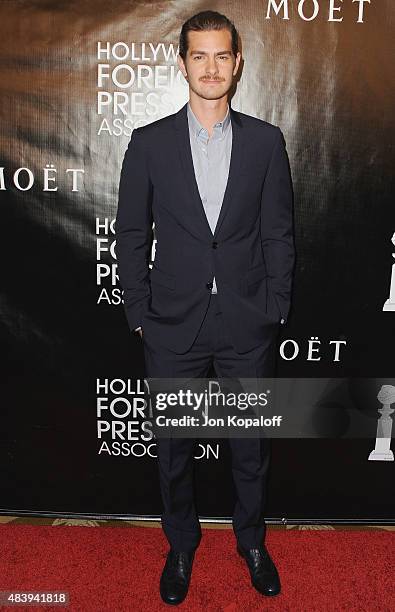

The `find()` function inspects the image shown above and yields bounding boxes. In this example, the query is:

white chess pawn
[368,385,394,461]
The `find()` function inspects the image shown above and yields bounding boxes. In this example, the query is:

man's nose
[206,57,219,74]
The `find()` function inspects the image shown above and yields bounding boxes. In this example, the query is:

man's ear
[233,52,241,76]
[177,55,187,78]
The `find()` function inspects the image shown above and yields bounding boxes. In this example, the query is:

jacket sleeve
[115,128,153,331]
[260,127,295,324]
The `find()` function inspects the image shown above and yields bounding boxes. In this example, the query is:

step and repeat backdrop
[1,1,394,521]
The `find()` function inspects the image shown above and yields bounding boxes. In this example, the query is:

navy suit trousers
[143,293,278,552]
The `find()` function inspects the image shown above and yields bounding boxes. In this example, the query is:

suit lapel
[174,101,245,240]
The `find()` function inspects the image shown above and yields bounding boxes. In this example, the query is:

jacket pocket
[149,265,176,290]
[246,263,268,286]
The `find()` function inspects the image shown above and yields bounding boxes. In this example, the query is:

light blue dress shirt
[187,101,232,294]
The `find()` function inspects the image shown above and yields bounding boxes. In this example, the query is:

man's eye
[193,56,202,60]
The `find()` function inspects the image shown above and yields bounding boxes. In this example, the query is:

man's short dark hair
[179,10,239,60]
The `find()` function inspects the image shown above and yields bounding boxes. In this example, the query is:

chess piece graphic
[383,231,395,311]
[368,385,394,461]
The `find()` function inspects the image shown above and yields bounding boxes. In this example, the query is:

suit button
[212,241,218,249]
[206,282,213,289]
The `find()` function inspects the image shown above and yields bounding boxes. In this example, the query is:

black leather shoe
[237,545,281,596]
[159,549,195,605]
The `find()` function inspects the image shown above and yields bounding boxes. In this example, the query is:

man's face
[178,28,241,101]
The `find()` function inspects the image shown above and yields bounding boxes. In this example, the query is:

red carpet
[0,524,393,611]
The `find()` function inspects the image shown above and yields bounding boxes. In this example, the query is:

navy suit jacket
[115,102,295,354]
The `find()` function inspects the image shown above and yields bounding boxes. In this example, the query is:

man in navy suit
[115,10,295,605]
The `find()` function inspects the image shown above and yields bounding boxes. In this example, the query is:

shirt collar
[187,101,231,139]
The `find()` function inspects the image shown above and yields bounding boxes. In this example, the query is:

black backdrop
[1,0,394,521]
